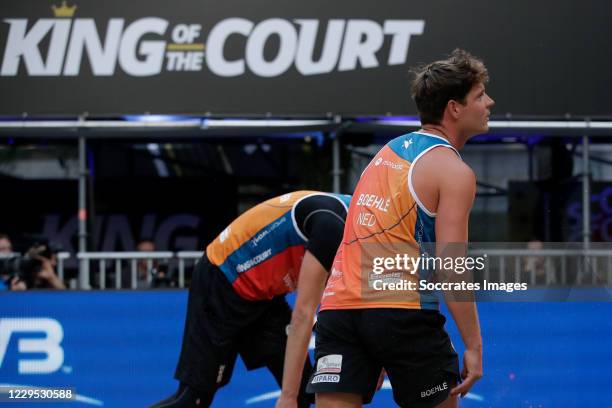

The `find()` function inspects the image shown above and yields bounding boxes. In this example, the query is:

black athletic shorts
[175,256,313,406]
[306,309,460,408]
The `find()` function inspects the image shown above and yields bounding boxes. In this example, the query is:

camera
[0,238,61,289]
[150,263,177,288]
[0,255,43,288]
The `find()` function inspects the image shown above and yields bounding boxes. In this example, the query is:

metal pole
[582,134,590,246]
[528,145,534,181]
[582,133,591,277]
[331,115,342,193]
[78,135,90,289]
[332,135,340,193]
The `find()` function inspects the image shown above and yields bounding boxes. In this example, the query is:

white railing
[75,251,202,289]
[5,249,610,289]
[470,249,612,286]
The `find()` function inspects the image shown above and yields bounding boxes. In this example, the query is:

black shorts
[175,256,313,406]
[306,309,459,408]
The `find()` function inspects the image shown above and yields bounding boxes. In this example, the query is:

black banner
[0,178,237,253]
[0,0,610,117]
[509,181,612,242]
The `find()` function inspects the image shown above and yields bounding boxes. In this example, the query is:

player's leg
[149,351,237,408]
[315,392,362,408]
[238,296,314,408]
[307,310,380,408]
[260,342,314,408]
[150,257,238,407]
[363,309,460,408]
[434,394,458,408]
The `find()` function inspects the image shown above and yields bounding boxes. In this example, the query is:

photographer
[0,233,26,291]
[0,275,27,291]
[137,240,173,288]
[0,233,12,253]
[0,239,66,290]
[26,244,66,289]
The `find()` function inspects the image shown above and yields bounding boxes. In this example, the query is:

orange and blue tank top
[207,191,351,301]
[320,132,460,311]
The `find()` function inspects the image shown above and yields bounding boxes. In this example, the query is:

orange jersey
[206,191,351,300]
[320,132,459,311]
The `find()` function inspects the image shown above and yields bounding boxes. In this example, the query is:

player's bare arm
[432,155,483,398]
[276,251,329,408]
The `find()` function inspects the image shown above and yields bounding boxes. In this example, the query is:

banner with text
[0,0,610,117]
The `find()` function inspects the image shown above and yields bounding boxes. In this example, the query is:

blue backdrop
[0,291,610,407]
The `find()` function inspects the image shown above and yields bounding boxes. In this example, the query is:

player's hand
[275,394,297,408]
[450,348,483,397]
[376,369,386,391]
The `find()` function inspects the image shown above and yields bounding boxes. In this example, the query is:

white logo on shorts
[316,354,342,373]
[311,374,340,384]
[374,157,383,166]
[216,365,226,383]
[421,381,448,398]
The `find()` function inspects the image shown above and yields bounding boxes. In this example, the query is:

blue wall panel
[0,291,610,407]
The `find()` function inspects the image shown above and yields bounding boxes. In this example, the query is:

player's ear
[446,100,462,120]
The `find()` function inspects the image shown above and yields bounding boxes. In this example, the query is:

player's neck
[419,124,463,150]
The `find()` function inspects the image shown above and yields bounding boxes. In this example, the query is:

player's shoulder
[293,192,349,223]
[295,192,348,207]
[419,147,475,186]
[419,145,469,170]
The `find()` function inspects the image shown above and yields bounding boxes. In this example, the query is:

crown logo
[51,1,77,18]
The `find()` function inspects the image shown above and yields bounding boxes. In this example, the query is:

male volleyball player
[307,49,494,408]
[150,191,350,408]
